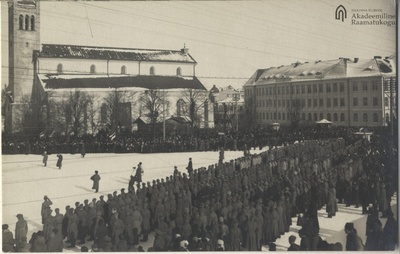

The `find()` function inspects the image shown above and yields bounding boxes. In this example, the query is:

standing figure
[344,222,363,251]
[80,144,86,158]
[219,148,225,164]
[42,151,48,167]
[56,154,63,169]
[91,171,101,193]
[2,224,16,252]
[15,214,28,245]
[41,195,53,224]
[187,158,193,176]
[135,162,144,184]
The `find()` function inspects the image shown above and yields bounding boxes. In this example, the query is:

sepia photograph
[1,0,397,252]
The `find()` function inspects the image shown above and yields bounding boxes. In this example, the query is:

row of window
[19,14,35,31]
[249,80,380,97]
[257,97,380,108]
[258,112,380,123]
[56,64,183,75]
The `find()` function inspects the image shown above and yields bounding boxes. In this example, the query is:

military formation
[2,130,398,252]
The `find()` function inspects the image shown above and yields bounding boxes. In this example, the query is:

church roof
[37,44,197,63]
[38,74,207,91]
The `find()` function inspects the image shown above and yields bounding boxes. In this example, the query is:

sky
[1,0,397,90]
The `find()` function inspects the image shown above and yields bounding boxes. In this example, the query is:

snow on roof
[38,44,197,63]
[245,56,395,87]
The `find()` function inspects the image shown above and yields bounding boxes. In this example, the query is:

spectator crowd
[2,128,398,252]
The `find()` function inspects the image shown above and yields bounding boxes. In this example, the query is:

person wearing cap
[91,170,101,193]
[56,153,63,169]
[344,222,363,251]
[41,195,53,224]
[288,235,300,251]
[15,214,28,244]
[2,224,16,252]
[135,163,144,184]
[53,208,64,237]
[42,151,48,167]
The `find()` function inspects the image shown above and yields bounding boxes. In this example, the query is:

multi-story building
[243,56,396,127]
[209,85,244,129]
[5,0,214,134]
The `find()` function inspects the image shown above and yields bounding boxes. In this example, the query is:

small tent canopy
[316,119,332,124]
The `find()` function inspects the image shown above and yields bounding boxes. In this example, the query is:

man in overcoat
[91,171,101,193]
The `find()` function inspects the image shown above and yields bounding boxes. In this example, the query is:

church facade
[6,0,214,135]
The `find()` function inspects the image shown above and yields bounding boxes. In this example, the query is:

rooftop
[38,74,207,91]
[244,55,396,87]
[37,44,197,63]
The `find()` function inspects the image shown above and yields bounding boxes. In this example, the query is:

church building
[5,0,214,135]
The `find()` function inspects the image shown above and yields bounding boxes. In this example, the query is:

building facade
[243,57,396,127]
[209,85,244,130]
[5,0,213,134]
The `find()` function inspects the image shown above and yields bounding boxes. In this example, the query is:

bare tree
[48,90,94,136]
[102,89,137,133]
[287,99,304,128]
[180,88,207,129]
[140,89,170,140]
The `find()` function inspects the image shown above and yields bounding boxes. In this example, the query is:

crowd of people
[2,125,364,155]
[2,128,397,252]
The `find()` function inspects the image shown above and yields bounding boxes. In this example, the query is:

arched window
[353,113,358,122]
[121,65,126,74]
[373,113,378,122]
[319,113,323,120]
[314,113,317,121]
[308,113,312,121]
[90,64,96,74]
[150,66,155,75]
[31,15,35,30]
[278,113,281,120]
[333,113,338,122]
[363,113,368,122]
[327,113,331,121]
[25,15,29,30]
[57,63,63,74]
[340,113,345,122]
[176,67,182,76]
[282,113,285,120]
[19,15,23,30]
[176,99,186,117]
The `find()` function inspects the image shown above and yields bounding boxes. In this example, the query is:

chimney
[374,56,382,59]
[354,58,359,63]
[181,43,189,55]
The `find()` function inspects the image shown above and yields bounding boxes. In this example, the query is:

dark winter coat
[91,174,101,190]
[56,154,63,168]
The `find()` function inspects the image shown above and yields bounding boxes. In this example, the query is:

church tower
[6,0,40,131]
